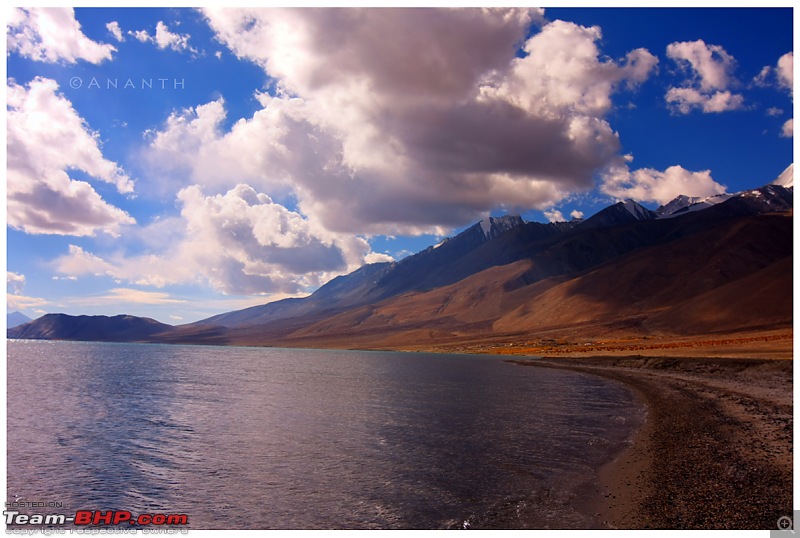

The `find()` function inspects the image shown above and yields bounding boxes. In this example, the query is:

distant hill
[7,311,32,329]
[7,314,173,342]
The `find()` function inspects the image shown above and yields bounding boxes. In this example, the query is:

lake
[6,340,643,529]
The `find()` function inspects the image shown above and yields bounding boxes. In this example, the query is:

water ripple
[8,341,642,529]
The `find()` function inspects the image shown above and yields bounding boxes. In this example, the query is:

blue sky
[5,7,795,324]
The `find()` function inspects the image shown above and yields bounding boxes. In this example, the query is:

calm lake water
[7,340,643,529]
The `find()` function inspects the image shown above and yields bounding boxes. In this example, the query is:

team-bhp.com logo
[4,510,188,526]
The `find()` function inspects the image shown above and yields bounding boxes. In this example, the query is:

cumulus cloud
[130,29,149,43]
[365,251,394,264]
[543,208,565,223]
[665,39,743,114]
[665,87,744,114]
[55,245,117,277]
[132,8,663,297]
[177,184,354,281]
[7,8,116,64]
[757,52,793,93]
[600,159,727,205]
[776,52,793,92]
[541,206,585,223]
[755,52,793,138]
[129,21,194,52]
[781,118,793,138]
[106,21,124,42]
[7,77,135,236]
[667,39,735,91]
[7,272,26,295]
[141,8,659,236]
[54,184,383,296]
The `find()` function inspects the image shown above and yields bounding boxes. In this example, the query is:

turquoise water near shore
[7,340,643,529]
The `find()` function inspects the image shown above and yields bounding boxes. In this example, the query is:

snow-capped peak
[772,163,793,188]
[478,215,524,239]
[620,199,651,219]
[479,218,492,237]
[656,192,734,218]
[656,195,703,216]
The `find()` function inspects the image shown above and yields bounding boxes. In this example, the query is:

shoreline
[511,356,793,529]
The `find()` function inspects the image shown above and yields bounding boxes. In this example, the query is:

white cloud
[777,52,793,92]
[667,39,735,91]
[7,294,49,311]
[55,245,117,277]
[130,29,150,43]
[176,184,363,289]
[6,272,48,311]
[665,39,743,114]
[7,77,136,236]
[54,184,384,296]
[665,87,744,114]
[7,272,26,295]
[621,48,661,87]
[98,288,185,305]
[751,52,793,145]
[106,21,124,42]
[754,52,793,95]
[129,21,194,52]
[601,160,727,205]
[543,208,565,223]
[781,118,793,138]
[143,9,658,236]
[753,65,772,87]
[570,209,584,219]
[155,21,192,51]
[7,8,116,64]
[364,252,394,264]
[485,20,658,118]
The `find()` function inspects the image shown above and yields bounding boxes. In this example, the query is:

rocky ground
[509,356,793,529]
[432,328,793,360]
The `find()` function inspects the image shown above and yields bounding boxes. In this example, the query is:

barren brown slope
[225,259,545,348]
[495,211,792,337]
[645,255,792,334]
[246,211,791,349]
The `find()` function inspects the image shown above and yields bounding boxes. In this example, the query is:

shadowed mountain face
[578,199,657,229]
[8,314,172,342]
[184,214,539,330]
[9,184,792,347]
[7,311,32,329]
[232,209,791,348]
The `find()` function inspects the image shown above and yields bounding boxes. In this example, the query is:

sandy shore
[509,356,793,529]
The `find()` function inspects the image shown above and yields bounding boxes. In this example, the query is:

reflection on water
[7,341,642,529]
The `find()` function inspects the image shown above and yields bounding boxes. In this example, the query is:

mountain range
[7,311,32,329]
[9,168,793,350]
